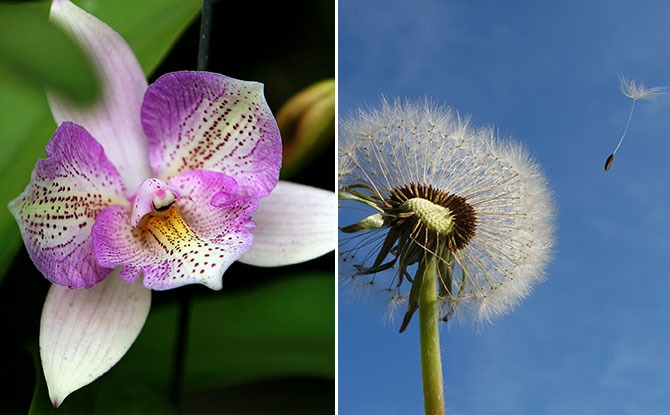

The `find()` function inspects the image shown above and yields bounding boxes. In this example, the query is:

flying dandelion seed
[605,75,666,171]
[339,98,555,330]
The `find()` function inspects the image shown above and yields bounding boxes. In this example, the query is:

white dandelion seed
[605,75,666,171]
[339,97,555,330]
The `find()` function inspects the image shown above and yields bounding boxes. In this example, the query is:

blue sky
[338,0,670,413]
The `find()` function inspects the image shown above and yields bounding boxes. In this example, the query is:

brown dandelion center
[384,183,477,251]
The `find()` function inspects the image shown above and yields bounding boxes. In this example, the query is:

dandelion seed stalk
[605,98,637,171]
[418,254,446,415]
[611,98,636,158]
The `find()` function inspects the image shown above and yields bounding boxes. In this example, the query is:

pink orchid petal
[142,71,282,197]
[8,122,127,288]
[238,181,336,267]
[40,274,151,407]
[92,171,257,290]
[48,0,151,193]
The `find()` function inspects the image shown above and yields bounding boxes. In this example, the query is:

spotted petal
[141,71,282,197]
[40,273,151,407]
[239,181,336,266]
[8,122,127,288]
[92,170,257,290]
[48,0,151,193]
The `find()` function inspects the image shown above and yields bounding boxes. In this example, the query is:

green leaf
[0,0,201,284]
[185,273,335,391]
[0,2,99,104]
[0,72,56,284]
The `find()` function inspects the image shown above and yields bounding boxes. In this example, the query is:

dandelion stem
[418,254,446,415]
[612,98,637,157]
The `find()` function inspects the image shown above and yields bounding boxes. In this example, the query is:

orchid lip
[91,170,259,291]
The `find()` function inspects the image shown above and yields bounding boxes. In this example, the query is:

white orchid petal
[40,273,151,407]
[48,0,151,193]
[239,181,336,267]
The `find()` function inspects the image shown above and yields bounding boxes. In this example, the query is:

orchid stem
[197,0,214,71]
[172,293,192,405]
[418,254,446,415]
[171,0,214,406]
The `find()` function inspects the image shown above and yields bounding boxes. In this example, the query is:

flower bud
[276,78,334,177]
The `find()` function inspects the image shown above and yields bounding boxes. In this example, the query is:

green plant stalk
[418,254,446,415]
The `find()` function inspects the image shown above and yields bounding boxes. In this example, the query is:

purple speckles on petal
[168,170,257,240]
[141,71,282,198]
[8,122,128,288]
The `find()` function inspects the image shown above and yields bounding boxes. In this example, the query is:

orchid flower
[7,0,335,407]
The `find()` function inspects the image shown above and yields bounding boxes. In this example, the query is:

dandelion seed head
[339,97,555,327]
